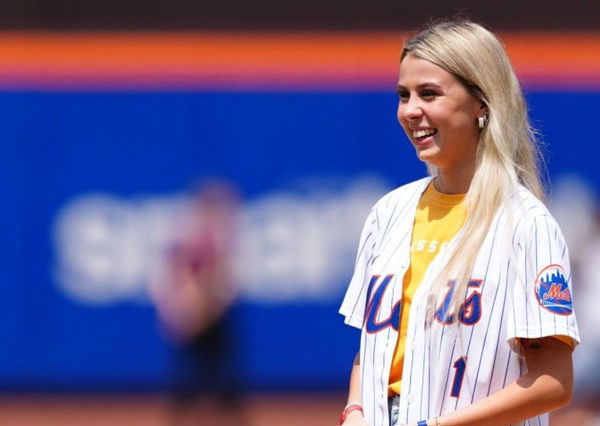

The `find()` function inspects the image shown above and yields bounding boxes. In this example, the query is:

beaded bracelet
[339,404,363,425]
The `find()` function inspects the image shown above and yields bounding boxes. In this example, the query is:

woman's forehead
[398,55,457,86]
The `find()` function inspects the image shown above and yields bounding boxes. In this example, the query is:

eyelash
[396,89,439,100]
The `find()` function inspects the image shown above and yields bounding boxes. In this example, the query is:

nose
[398,96,424,123]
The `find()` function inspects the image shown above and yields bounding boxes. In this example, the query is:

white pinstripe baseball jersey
[339,177,579,426]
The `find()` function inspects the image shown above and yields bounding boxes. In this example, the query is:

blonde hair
[401,20,545,321]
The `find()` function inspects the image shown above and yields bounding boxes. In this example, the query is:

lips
[410,128,438,148]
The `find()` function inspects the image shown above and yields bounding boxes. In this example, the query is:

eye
[396,89,409,101]
[420,89,439,100]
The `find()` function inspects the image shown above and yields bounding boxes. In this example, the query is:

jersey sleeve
[339,205,379,329]
[507,213,580,348]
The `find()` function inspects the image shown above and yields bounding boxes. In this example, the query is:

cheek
[456,111,479,136]
[441,108,476,133]
[443,115,480,153]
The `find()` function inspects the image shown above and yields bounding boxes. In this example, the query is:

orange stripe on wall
[0,31,599,90]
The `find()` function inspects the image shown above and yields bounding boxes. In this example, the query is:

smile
[412,129,438,140]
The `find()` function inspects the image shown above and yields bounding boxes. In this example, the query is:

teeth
[412,129,436,138]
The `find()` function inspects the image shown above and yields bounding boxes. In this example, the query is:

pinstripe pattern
[339,182,579,426]
[340,177,431,426]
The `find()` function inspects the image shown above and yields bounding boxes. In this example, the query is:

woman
[339,20,579,426]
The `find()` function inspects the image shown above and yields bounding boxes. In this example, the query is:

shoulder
[510,185,565,242]
[511,186,555,222]
[354,177,430,245]
[372,177,432,214]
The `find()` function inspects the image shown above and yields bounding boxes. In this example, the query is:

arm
[342,352,369,426]
[403,336,573,426]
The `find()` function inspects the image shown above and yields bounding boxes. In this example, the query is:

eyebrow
[396,82,443,92]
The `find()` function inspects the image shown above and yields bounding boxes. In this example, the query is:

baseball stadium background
[4,1,600,424]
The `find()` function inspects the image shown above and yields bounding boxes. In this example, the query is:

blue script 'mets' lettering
[435,279,483,326]
[364,274,400,334]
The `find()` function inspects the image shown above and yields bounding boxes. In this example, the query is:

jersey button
[406,395,414,403]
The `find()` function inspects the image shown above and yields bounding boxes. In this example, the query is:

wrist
[417,417,441,426]
[344,400,362,410]
[339,403,363,424]
[346,409,363,419]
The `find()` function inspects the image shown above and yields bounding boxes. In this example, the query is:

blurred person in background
[339,20,579,426]
[151,180,245,426]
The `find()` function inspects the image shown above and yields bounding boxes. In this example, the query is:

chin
[416,150,440,165]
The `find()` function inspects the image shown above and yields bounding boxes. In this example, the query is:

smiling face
[397,54,485,175]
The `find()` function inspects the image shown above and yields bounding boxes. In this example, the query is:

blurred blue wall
[3,89,598,391]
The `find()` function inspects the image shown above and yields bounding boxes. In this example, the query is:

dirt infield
[0,393,345,426]
[0,393,583,426]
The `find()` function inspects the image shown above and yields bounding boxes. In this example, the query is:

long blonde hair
[401,20,545,321]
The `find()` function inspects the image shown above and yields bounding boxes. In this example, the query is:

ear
[479,102,489,115]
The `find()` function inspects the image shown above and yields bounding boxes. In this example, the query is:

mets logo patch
[534,264,573,315]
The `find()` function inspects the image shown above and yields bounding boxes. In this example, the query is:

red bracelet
[339,404,363,425]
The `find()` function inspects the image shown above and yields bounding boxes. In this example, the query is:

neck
[434,165,475,194]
